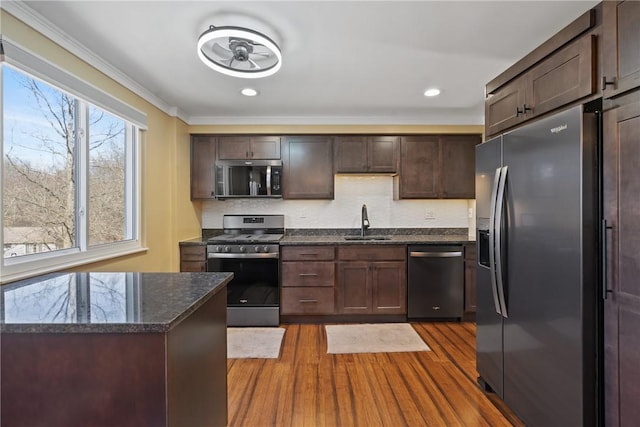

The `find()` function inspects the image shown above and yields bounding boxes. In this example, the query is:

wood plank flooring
[227,322,522,427]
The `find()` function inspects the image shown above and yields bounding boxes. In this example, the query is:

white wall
[202,175,476,235]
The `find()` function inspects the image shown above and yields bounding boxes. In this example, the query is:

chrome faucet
[361,204,370,237]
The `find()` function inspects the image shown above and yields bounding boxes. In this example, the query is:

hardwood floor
[227,322,522,427]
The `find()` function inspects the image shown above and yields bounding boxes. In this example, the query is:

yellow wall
[2,11,202,273]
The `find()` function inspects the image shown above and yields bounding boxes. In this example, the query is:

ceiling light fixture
[197,25,282,79]
[241,88,259,97]
[424,88,441,97]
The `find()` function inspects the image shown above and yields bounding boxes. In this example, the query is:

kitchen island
[0,272,231,427]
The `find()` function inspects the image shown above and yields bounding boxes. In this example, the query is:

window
[1,40,145,281]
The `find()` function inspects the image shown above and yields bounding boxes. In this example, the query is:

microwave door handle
[488,167,502,315]
[267,165,272,196]
[495,165,508,318]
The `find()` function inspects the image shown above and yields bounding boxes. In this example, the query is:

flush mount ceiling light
[424,88,441,97]
[197,25,282,79]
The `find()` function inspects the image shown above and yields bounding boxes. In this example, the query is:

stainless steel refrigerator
[475,103,602,426]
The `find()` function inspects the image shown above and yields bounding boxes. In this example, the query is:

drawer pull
[298,273,319,277]
[300,253,319,256]
[299,299,318,303]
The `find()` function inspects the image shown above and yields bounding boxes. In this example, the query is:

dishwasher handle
[409,251,463,258]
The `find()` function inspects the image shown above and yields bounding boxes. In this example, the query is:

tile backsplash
[202,175,475,235]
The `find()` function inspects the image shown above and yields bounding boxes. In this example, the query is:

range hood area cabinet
[190,135,216,199]
[334,136,399,173]
[398,134,480,199]
[217,136,281,160]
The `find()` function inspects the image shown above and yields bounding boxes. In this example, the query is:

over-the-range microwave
[215,159,282,198]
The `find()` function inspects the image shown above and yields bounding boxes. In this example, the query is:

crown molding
[1,1,188,123]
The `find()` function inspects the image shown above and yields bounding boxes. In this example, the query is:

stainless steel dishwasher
[407,245,464,319]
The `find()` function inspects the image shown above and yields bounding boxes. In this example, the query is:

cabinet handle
[300,253,319,256]
[298,273,319,277]
[246,151,249,157]
[516,104,532,116]
[602,76,616,91]
[299,299,318,303]
[251,151,254,157]
[516,106,524,117]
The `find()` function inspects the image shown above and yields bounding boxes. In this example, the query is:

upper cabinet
[602,1,640,99]
[334,136,399,173]
[190,135,216,199]
[217,136,281,160]
[399,134,479,199]
[486,34,596,137]
[282,136,334,199]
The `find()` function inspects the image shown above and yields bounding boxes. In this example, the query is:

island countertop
[0,271,232,334]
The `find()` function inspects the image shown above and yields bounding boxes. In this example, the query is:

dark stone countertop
[280,234,475,245]
[0,272,232,334]
[181,228,476,246]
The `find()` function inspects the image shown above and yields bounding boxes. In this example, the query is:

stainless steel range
[207,215,284,326]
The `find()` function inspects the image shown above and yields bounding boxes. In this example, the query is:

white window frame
[1,39,146,283]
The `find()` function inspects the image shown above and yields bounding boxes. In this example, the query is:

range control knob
[239,246,246,253]
[224,246,231,253]
[262,246,270,253]
[215,246,223,253]
[254,246,261,253]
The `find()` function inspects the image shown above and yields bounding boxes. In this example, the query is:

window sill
[1,246,149,285]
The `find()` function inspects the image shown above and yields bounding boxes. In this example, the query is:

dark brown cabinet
[464,243,477,313]
[486,34,596,137]
[280,246,335,315]
[399,134,479,199]
[179,244,207,272]
[602,1,640,99]
[190,136,216,199]
[336,245,406,315]
[217,136,281,159]
[334,136,399,173]
[603,91,640,427]
[282,136,334,199]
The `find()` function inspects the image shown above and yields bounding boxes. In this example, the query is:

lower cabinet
[280,246,335,315]
[464,243,477,313]
[179,244,207,272]
[336,245,407,315]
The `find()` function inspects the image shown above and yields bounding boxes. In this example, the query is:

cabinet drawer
[180,261,207,272]
[281,288,335,315]
[281,262,335,287]
[180,245,206,261]
[281,246,335,261]
[338,245,406,261]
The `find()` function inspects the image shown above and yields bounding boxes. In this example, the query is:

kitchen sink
[343,236,391,241]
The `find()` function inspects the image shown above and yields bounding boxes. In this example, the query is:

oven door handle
[207,252,279,259]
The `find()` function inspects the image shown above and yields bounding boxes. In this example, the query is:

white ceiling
[7,1,600,125]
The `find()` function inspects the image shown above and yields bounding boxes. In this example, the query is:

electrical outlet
[425,210,436,220]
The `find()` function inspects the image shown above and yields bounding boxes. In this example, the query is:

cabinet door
[368,136,399,173]
[282,136,334,199]
[603,1,640,99]
[371,261,406,314]
[603,92,640,427]
[528,34,595,118]
[439,135,480,198]
[217,136,252,159]
[337,262,371,314]
[190,136,216,199]
[250,136,281,159]
[399,136,439,198]
[334,136,368,172]
[485,78,527,137]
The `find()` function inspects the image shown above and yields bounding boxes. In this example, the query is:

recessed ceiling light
[241,88,259,97]
[424,88,441,97]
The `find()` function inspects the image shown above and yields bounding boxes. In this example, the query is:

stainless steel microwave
[215,160,282,198]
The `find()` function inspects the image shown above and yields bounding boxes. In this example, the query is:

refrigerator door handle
[489,167,503,315]
[495,165,508,318]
